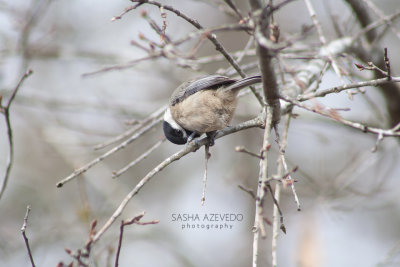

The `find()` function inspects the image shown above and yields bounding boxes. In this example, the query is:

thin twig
[201,145,211,205]
[270,166,298,182]
[111,3,143,21]
[189,49,256,65]
[297,76,400,101]
[281,94,400,138]
[350,10,400,43]
[94,105,166,150]
[371,132,384,152]
[384,47,391,79]
[56,117,162,187]
[377,239,400,266]
[171,23,252,47]
[361,0,400,41]
[266,183,284,231]
[159,6,168,43]
[271,112,296,266]
[276,114,300,211]
[21,205,36,267]
[238,184,256,200]
[82,53,162,76]
[141,10,171,43]
[63,220,97,266]
[304,61,330,93]
[271,144,282,267]
[286,168,300,210]
[356,61,389,77]
[235,146,264,159]
[303,0,345,83]
[223,0,244,19]
[236,36,255,63]
[112,138,165,178]
[0,69,33,200]
[355,48,393,79]
[18,0,53,72]
[393,122,400,132]
[115,211,159,267]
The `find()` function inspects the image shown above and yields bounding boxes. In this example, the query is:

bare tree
[2,0,400,266]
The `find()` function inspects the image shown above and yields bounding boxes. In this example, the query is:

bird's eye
[174,129,183,137]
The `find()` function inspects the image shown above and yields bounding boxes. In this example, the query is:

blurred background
[0,0,400,266]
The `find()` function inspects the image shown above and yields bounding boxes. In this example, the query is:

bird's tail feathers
[223,75,262,91]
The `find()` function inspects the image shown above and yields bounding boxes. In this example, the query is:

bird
[163,75,262,145]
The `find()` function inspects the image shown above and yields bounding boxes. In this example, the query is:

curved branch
[92,114,265,243]
[0,69,33,200]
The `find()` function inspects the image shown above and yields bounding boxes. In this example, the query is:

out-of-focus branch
[18,0,53,72]
[345,0,377,42]
[62,220,97,266]
[0,69,33,200]
[351,10,400,42]
[361,0,400,40]
[281,36,353,114]
[83,53,162,77]
[303,0,344,83]
[345,0,400,128]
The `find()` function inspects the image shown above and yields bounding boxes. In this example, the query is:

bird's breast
[170,89,238,133]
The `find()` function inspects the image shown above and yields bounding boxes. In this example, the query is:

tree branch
[56,115,163,187]
[345,0,400,127]
[280,95,400,140]
[21,205,36,267]
[252,105,273,267]
[251,1,284,124]
[0,69,33,200]
[115,212,159,267]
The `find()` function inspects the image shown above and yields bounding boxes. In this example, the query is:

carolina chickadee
[163,75,262,145]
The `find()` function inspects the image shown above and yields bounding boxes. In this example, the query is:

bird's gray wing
[170,75,236,106]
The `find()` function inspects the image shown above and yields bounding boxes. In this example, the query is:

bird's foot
[206,132,217,146]
[186,132,202,148]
